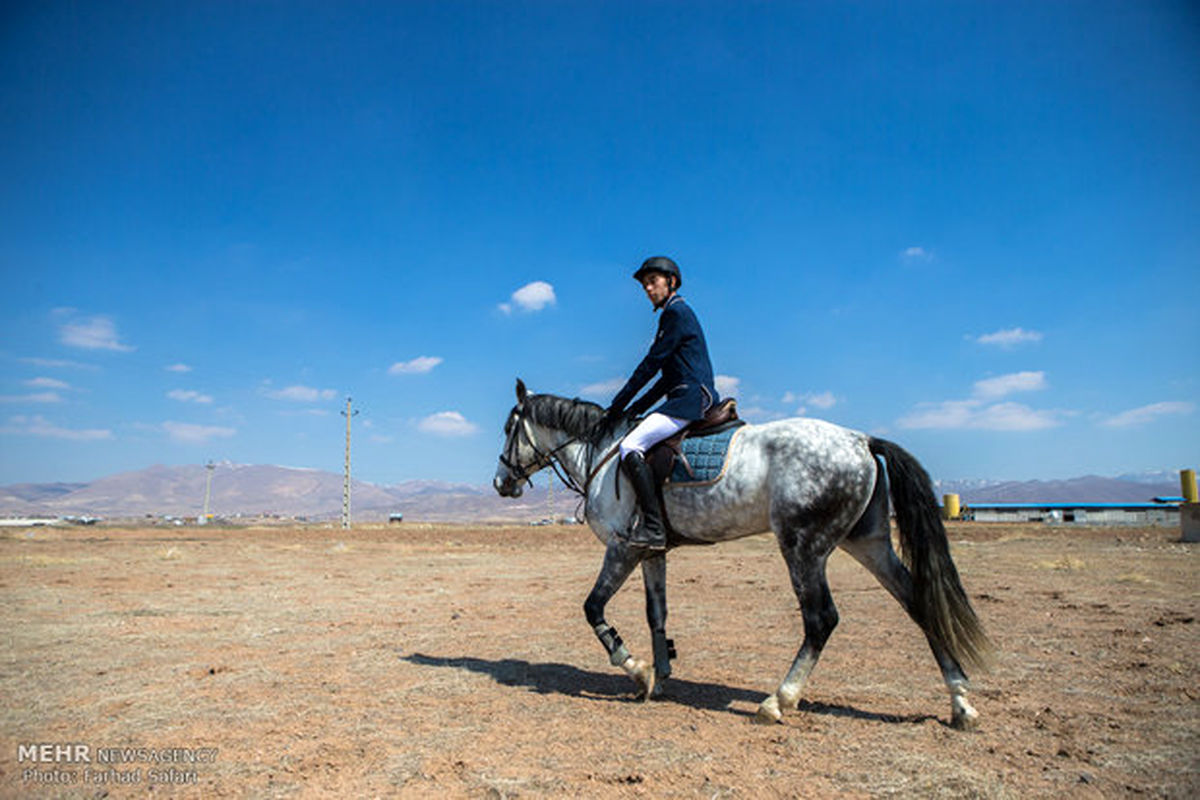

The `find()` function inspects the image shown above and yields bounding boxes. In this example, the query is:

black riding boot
[621,452,667,551]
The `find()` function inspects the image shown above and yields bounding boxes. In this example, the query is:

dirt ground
[1,520,1196,798]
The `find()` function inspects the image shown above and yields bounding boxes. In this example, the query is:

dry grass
[1,522,1197,798]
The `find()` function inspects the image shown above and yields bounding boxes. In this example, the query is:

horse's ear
[515,378,528,404]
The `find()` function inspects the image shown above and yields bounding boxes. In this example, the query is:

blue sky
[1,1,1197,487]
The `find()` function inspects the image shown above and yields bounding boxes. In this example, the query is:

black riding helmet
[633,255,682,290]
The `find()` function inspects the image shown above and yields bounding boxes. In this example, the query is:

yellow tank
[1182,469,1198,504]
[942,493,961,521]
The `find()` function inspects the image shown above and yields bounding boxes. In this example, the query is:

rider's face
[641,273,673,307]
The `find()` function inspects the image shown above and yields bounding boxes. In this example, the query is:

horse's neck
[563,432,625,491]
[530,423,618,489]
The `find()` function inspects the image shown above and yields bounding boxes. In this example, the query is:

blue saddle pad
[668,424,743,484]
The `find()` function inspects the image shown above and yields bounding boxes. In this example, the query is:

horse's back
[748,417,873,470]
[662,416,876,542]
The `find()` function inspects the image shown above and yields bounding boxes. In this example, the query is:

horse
[493,379,992,727]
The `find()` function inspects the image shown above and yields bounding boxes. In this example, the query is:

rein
[502,408,626,510]
[584,444,621,493]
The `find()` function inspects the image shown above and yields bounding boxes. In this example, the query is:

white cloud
[901,246,933,263]
[807,391,837,409]
[972,371,1047,400]
[167,389,214,404]
[265,385,338,403]
[971,402,1060,431]
[898,370,1059,430]
[20,357,97,370]
[1102,401,1195,428]
[417,411,479,437]
[166,363,193,373]
[0,414,112,440]
[898,400,978,430]
[580,378,626,398]
[162,421,236,444]
[714,375,741,397]
[388,356,443,375]
[739,406,786,423]
[976,327,1043,348]
[500,281,556,314]
[783,390,837,416]
[279,408,330,417]
[25,377,70,389]
[58,313,135,352]
[898,399,1059,431]
[0,392,63,404]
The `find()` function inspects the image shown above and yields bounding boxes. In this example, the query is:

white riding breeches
[619,412,690,459]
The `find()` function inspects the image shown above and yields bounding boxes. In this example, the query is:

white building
[960,501,1180,526]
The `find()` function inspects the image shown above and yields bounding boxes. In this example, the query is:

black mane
[525,394,606,440]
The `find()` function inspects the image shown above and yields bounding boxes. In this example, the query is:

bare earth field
[1,521,1196,798]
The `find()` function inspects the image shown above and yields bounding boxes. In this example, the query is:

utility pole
[202,460,215,523]
[341,397,359,530]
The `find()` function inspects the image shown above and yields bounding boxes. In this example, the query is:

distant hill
[0,463,1186,522]
[0,482,90,514]
[934,475,1181,504]
[0,463,577,523]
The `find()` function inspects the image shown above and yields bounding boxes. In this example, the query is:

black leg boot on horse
[621,452,667,551]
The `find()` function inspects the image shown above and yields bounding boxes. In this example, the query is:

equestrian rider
[603,256,720,550]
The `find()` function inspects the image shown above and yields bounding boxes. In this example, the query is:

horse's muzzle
[493,475,524,498]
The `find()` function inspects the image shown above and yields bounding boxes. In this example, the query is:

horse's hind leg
[756,541,839,724]
[840,479,979,729]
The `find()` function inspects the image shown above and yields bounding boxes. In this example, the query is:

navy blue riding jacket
[611,294,719,421]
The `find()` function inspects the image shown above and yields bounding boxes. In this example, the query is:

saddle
[645,398,743,486]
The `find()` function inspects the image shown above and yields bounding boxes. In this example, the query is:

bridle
[499,407,588,497]
[498,405,632,520]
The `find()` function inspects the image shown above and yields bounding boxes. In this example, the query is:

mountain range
[0,463,1186,522]
[0,462,578,523]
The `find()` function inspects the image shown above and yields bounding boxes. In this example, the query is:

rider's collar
[655,292,682,312]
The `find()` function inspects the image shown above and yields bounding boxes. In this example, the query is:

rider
[603,256,719,550]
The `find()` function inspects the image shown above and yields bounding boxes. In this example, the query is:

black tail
[869,437,993,672]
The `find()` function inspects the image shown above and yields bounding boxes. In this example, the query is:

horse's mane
[525,394,606,441]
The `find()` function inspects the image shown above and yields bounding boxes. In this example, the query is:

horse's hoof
[754,695,783,725]
[625,658,655,701]
[638,672,656,702]
[951,706,980,731]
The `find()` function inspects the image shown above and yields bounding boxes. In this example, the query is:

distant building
[960,501,1180,526]
[389,513,404,524]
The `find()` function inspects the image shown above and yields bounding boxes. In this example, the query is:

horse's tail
[869,437,993,672]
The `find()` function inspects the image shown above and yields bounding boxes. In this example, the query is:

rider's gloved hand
[599,404,623,434]
[605,404,623,423]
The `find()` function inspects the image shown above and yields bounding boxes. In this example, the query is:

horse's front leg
[642,554,674,698]
[584,542,656,700]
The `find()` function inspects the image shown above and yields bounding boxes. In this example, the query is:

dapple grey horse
[493,380,992,727]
